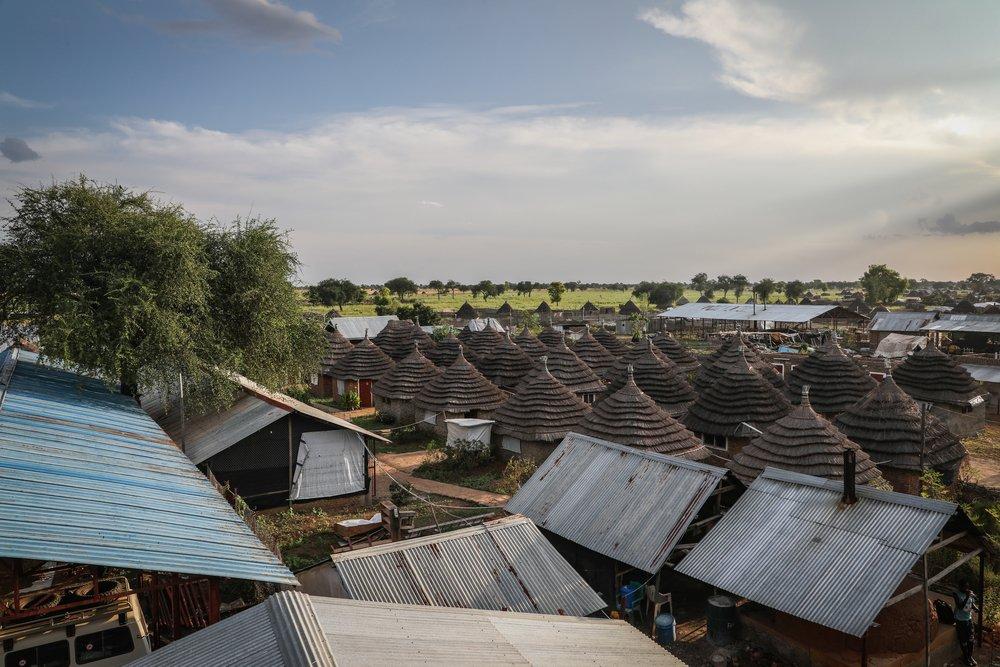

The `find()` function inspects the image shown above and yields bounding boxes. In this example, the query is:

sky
[1,0,999,284]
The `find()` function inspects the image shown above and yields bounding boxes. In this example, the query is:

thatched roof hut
[833,373,967,483]
[606,340,695,414]
[412,348,505,415]
[696,294,712,303]
[477,332,536,391]
[729,387,885,486]
[373,344,441,402]
[461,327,504,359]
[952,299,976,314]
[578,366,708,460]
[517,339,605,399]
[372,319,436,362]
[619,300,643,316]
[569,326,618,380]
[592,327,628,356]
[676,296,689,306]
[495,301,514,318]
[650,331,700,373]
[513,326,548,360]
[330,333,395,381]
[492,358,591,448]
[321,324,353,370]
[581,300,599,315]
[694,335,785,392]
[891,342,984,408]
[456,301,479,319]
[786,339,876,416]
[684,351,792,441]
[424,333,480,369]
[537,326,565,348]
[535,301,552,314]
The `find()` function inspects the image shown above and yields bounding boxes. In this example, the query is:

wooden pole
[923,554,930,667]
[208,578,220,626]
[977,554,986,645]
[287,417,294,508]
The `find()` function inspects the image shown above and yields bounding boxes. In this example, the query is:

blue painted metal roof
[0,349,297,585]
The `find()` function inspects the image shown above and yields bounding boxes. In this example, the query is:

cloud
[159,0,340,46]
[419,200,444,208]
[0,91,51,109]
[0,137,41,163]
[639,0,823,102]
[926,213,1000,236]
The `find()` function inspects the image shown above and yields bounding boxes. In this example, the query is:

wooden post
[977,554,986,645]
[171,573,181,643]
[923,554,930,667]
[287,417,294,508]
[150,573,159,648]
[208,578,220,625]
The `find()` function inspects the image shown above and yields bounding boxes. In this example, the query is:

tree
[396,301,440,326]
[0,176,324,406]
[860,264,908,304]
[703,281,716,300]
[385,276,418,300]
[515,281,534,297]
[565,281,581,292]
[427,279,445,299]
[753,278,778,304]
[690,272,710,295]
[310,278,362,309]
[476,279,497,301]
[548,281,566,305]
[716,275,733,299]
[445,279,460,297]
[784,280,806,302]
[371,287,394,315]
[732,274,749,300]
[808,279,827,292]
[647,282,685,309]
[967,273,996,291]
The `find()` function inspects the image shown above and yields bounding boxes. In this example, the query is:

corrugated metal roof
[329,515,605,616]
[657,303,861,323]
[0,349,296,584]
[506,432,727,573]
[465,317,507,332]
[963,364,1000,384]
[922,314,1000,334]
[326,315,398,340]
[675,467,956,637]
[868,311,938,332]
[132,592,682,666]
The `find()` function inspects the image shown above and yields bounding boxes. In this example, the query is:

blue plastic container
[619,582,644,609]
[654,613,676,644]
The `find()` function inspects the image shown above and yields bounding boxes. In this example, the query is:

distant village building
[329,333,396,408]
[372,344,441,423]
[890,342,986,436]
[867,311,938,349]
[605,340,695,415]
[580,300,600,317]
[535,300,553,323]
[372,319,435,361]
[619,299,643,316]
[833,372,967,494]
[411,349,505,437]
[455,300,479,320]
[785,339,877,418]
[324,314,398,342]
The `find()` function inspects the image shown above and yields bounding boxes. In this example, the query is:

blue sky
[2,0,999,283]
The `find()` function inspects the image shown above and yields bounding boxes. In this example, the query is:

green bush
[339,390,361,410]
[496,457,538,495]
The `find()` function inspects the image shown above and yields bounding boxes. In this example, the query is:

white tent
[291,430,367,500]
[873,333,927,359]
[444,418,494,449]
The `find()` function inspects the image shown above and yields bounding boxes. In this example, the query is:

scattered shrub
[496,456,537,495]
[390,481,414,507]
[339,390,361,410]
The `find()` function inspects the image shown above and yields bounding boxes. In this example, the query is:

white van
[1,579,151,667]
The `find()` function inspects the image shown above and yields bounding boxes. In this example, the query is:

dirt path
[377,451,510,507]
[969,456,1000,488]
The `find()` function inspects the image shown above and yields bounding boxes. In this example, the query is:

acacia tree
[860,264,908,304]
[0,176,324,406]
[690,272,710,295]
[732,274,749,301]
[385,276,418,300]
[648,282,685,308]
[445,279,460,297]
[716,275,733,299]
[784,280,806,302]
[753,278,778,304]
[548,281,567,305]
[427,279,445,299]
[310,278,362,309]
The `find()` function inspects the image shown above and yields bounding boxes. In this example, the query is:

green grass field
[301,286,845,317]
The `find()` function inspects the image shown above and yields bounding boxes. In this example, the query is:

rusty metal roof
[505,432,727,573]
[0,349,296,584]
[868,310,938,332]
[657,303,865,324]
[328,515,605,616]
[675,467,956,637]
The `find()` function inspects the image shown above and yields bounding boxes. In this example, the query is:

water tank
[654,613,676,644]
[706,595,736,646]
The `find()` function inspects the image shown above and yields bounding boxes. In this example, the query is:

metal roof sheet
[0,349,296,584]
[133,592,682,666]
[675,467,956,637]
[326,315,398,340]
[329,515,605,616]
[963,364,1000,384]
[921,315,1000,334]
[506,432,728,573]
[465,317,507,332]
[868,311,938,332]
[657,303,859,323]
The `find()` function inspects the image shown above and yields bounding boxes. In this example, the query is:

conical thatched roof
[694,335,785,392]
[581,300,599,314]
[330,333,396,380]
[592,327,628,356]
[513,326,548,360]
[696,294,712,303]
[372,319,436,362]
[619,300,643,315]
[684,352,792,437]
[606,340,695,414]
[786,339,876,416]
[411,348,505,414]
[495,301,514,316]
[517,339,605,397]
[891,343,983,406]
[535,301,552,313]
[477,332,536,391]
[425,333,481,368]
[462,327,504,359]
[578,366,708,460]
[321,324,353,369]
[730,387,885,486]
[493,359,591,442]
[650,331,700,373]
[537,326,565,348]
[952,299,976,314]
[373,344,441,401]
[456,301,479,319]
[570,326,618,380]
[833,374,967,473]
[676,296,689,306]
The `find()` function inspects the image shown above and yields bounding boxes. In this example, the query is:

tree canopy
[0,176,324,407]
[310,278,363,309]
[385,276,418,300]
[548,281,567,304]
[860,264,908,304]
